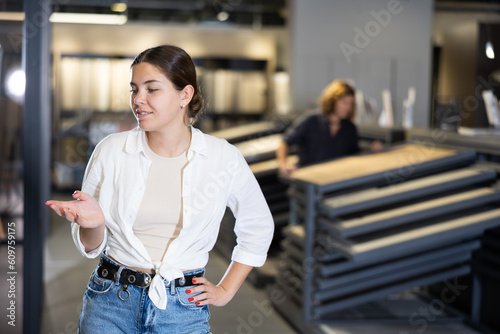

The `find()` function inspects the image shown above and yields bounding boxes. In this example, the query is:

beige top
[133,135,188,262]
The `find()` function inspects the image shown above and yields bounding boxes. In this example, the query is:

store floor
[0,203,488,334]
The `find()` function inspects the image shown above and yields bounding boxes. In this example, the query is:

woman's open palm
[46,191,105,229]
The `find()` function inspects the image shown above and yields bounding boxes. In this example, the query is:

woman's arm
[276,141,296,176]
[46,190,105,253]
[186,261,253,307]
[188,145,274,306]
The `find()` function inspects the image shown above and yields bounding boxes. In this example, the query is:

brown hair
[318,80,355,118]
[131,45,203,124]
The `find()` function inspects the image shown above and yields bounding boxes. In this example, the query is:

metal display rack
[471,225,500,333]
[273,143,500,331]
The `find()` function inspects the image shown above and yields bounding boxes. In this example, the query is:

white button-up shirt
[71,126,274,309]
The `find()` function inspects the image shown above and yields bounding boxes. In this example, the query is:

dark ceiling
[52,0,287,27]
[2,0,500,28]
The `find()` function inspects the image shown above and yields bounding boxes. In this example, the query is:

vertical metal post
[470,272,482,324]
[303,182,317,323]
[22,0,52,333]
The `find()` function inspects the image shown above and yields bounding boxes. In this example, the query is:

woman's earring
[181,105,185,109]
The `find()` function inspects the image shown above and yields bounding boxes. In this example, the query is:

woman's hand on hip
[45,190,105,229]
[186,277,235,307]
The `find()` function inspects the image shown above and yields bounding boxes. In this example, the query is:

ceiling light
[486,41,495,59]
[217,11,229,22]
[0,12,24,21]
[111,3,127,13]
[49,12,127,25]
[6,68,25,103]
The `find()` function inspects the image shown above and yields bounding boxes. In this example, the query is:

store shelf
[276,140,500,328]
[319,187,500,238]
[319,168,496,217]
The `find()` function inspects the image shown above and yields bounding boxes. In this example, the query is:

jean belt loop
[170,278,176,295]
[115,266,124,285]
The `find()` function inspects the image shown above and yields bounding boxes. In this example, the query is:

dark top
[283,112,360,167]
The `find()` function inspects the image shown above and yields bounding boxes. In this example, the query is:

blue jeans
[79,256,210,334]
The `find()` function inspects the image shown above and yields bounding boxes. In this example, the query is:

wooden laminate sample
[209,121,276,142]
[290,144,457,186]
[346,208,500,260]
[234,133,283,163]
[250,155,298,175]
[321,187,500,237]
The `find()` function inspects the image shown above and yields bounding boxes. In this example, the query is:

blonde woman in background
[277,80,362,175]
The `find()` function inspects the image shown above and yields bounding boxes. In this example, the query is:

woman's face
[130,62,187,132]
[334,94,354,120]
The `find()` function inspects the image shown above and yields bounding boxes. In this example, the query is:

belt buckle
[137,272,152,288]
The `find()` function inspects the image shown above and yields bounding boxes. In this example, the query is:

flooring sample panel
[234,133,283,163]
[250,155,298,176]
[317,240,480,285]
[283,225,306,247]
[319,187,500,237]
[209,121,278,143]
[289,144,473,189]
[319,169,497,217]
[314,251,472,301]
[313,265,470,317]
[328,208,500,261]
[281,239,305,263]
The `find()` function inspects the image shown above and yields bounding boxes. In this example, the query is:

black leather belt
[98,256,202,289]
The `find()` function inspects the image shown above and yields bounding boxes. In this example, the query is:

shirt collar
[124,126,207,156]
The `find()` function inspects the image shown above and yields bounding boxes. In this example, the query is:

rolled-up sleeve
[227,148,274,267]
[71,225,108,258]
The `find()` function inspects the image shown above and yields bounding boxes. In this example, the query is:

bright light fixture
[486,41,495,59]
[111,3,127,13]
[217,11,229,22]
[6,68,25,103]
[49,12,127,25]
[0,12,24,21]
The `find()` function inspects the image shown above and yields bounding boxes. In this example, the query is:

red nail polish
[188,297,194,302]
[192,279,197,283]
[195,302,200,305]
[186,289,191,294]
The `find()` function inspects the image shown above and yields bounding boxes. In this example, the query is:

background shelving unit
[195,57,270,131]
[272,142,500,333]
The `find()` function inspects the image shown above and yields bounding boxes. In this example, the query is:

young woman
[277,80,361,175]
[46,45,274,333]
